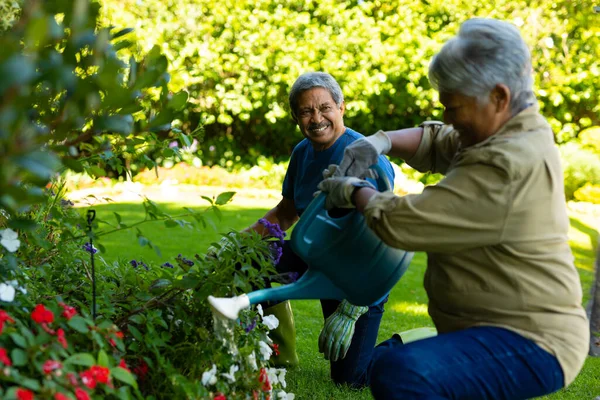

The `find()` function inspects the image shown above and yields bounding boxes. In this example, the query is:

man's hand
[318,299,369,362]
[317,176,375,210]
[337,130,391,178]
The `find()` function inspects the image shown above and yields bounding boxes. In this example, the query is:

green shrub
[100,0,600,167]
[560,143,600,200]
[574,184,600,204]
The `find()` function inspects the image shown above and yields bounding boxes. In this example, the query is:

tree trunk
[590,238,600,357]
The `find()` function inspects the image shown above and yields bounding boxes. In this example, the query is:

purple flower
[60,199,74,207]
[162,262,174,268]
[269,241,283,265]
[244,317,257,333]
[83,242,98,254]
[130,260,149,270]
[258,218,286,243]
[176,254,194,267]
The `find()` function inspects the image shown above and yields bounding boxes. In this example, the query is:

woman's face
[440,88,512,147]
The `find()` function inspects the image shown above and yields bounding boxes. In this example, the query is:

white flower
[276,390,295,400]
[258,340,273,361]
[247,351,258,371]
[277,368,287,389]
[0,229,20,253]
[201,364,218,386]
[0,283,15,302]
[262,314,279,330]
[221,364,239,383]
[267,368,280,386]
[257,304,263,317]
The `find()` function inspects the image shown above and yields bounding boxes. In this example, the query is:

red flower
[258,368,271,392]
[0,310,15,334]
[133,359,149,379]
[43,360,62,374]
[0,347,12,366]
[58,302,78,320]
[80,369,97,389]
[90,365,110,384]
[54,393,69,400]
[16,388,34,400]
[31,304,54,324]
[109,330,124,347]
[118,359,130,372]
[57,328,68,349]
[75,388,90,400]
[271,343,280,356]
[66,372,79,386]
[214,394,227,400]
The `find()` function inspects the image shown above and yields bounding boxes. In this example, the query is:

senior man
[318,18,589,400]
[239,71,396,388]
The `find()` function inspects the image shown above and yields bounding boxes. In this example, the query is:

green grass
[81,197,600,399]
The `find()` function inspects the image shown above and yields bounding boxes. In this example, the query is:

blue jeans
[369,326,564,400]
[276,241,387,388]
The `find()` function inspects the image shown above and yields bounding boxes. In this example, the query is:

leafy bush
[100,0,600,167]
[574,184,600,205]
[560,143,600,200]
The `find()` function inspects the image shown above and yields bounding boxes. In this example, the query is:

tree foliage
[100,0,600,167]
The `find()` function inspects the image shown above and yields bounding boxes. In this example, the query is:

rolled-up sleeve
[363,163,510,253]
[407,122,461,174]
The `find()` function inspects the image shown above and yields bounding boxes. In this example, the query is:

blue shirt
[282,127,395,216]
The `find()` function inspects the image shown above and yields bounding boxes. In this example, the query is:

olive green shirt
[364,106,589,385]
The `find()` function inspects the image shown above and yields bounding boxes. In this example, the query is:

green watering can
[208,165,414,319]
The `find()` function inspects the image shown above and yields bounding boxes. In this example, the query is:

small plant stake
[87,209,97,321]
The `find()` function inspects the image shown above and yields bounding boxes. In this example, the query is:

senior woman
[318,18,589,400]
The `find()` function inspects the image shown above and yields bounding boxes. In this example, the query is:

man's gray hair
[428,18,535,114]
[289,72,344,119]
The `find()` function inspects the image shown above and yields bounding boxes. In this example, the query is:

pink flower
[31,304,54,324]
[75,388,90,400]
[214,394,227,400]
[16,388,34,400]
[43,360,62,374]
[54,393,69,400]
[0,347,12,366]
[66,372,78,386]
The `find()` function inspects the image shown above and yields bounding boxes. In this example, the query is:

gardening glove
[317,176,375,210]
[318,299,369,362]
[337,130,392,178]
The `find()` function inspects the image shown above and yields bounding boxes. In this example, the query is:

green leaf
[111,366,139,389]
[127,324,144,341]
[149,278,172,293]
[128,314,144,324]
[168,91,188,111]
[96,115,134,136]
[68,316,90,333]
[164,219,178,228]
[114,212,122,226]
[64,353,96,367]
[215,192,236,205]
[98,349,110,367]
[201,196,213,205]
[10,348,27,367]
[0,55,36,94]
[61,157,84,173]
[10,333,27,348]
[14,151,61,180]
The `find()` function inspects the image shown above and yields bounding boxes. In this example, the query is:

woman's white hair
[428,18,535,114]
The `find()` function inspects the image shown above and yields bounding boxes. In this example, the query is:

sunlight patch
[390,301,428,316]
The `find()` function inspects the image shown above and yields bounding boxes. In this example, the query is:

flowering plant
[0,300,139,399]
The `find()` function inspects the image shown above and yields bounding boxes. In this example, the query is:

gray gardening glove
[337,130,392,178]
[317,176,375,210]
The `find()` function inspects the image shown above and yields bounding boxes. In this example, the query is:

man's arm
[246,196,299,236]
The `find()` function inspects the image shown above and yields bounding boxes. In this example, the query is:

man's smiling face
[295,87,345,151]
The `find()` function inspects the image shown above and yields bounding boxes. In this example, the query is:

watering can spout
[208,294,250,320]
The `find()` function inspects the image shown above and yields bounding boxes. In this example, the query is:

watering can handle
[370,164,391,193]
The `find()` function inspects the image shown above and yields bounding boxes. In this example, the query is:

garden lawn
[79,195,600,400]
